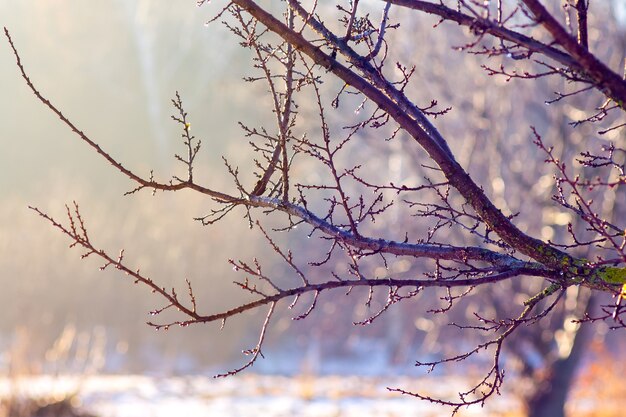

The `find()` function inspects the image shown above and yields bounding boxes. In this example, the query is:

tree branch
[233,1,578,270]
[384,0,578,67]
[520,0,626,107]
[385,0,626,108]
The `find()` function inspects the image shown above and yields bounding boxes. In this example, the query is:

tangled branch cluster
[5,0,625,412]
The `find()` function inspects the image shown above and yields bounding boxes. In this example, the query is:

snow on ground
[0,374,521,417]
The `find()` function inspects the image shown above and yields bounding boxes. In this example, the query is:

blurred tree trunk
[522,295,595,417]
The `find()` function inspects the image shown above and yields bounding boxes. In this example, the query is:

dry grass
[0,395,95,417]
[0,325,103,417]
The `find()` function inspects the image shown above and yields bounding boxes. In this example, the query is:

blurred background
[1,1,625,416]
[0,0,270,375]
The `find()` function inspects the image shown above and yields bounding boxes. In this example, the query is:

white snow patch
[0,374,521,417]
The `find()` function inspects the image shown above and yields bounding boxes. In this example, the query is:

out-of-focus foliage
[567,340,626,417]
